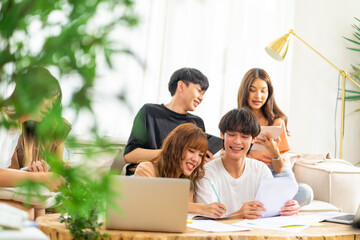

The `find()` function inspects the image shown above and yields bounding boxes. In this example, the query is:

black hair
[218,108,261,138]
[168,67,209,96]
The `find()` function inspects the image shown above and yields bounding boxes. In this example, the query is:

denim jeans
[268,166,314,206]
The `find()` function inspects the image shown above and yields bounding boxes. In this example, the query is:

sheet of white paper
[234,219,309,233]
[255,177,298,217]
[233,212,344,233]
[187,220,250,232]
[251,126,283,151]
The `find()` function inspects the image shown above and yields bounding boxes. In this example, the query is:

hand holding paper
[280,200,300,216]
[239,201,266,219]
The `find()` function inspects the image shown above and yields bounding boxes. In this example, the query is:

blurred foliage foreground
[0,0,139,239]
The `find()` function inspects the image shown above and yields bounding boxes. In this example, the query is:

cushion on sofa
[299,200,340,212]
[293,159,360,213]
[284,152,330,168]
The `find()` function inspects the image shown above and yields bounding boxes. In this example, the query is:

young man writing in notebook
[194,108,299,219]
[123,67,212,175]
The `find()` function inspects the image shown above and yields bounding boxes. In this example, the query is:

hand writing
[201,202,227,218]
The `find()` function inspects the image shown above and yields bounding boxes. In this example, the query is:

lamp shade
[265,33,291,61]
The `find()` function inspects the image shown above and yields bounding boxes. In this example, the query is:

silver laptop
[106,176,190,232]
[325,203,360,225]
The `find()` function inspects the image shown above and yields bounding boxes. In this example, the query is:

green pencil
[210,180,221,203]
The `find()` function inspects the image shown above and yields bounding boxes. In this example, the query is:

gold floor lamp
[265,29,360,159]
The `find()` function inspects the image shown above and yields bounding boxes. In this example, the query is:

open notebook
[106,176,190,232]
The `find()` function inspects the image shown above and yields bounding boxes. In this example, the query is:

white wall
[64,0,360,164]
[289,0,360,164]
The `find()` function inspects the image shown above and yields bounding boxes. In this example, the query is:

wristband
[272,156,281,161]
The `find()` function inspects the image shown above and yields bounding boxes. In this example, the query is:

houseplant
[344,17,360,110]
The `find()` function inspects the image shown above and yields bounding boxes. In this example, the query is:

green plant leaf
[347,47,360,52]
[344,96,360,101]
[345,89,360,94]
[353,33,360,41]
[344,37,360,45]
[352,24,360,32]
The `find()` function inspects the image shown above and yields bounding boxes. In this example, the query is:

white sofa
[289,153,360,213]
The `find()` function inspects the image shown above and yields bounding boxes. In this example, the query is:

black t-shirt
[124,104,205,174]
[125,103,205,154]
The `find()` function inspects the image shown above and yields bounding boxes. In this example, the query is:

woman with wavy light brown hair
[237,68,313,206]
[135,123,227,218]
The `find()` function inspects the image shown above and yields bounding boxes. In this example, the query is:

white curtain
[86,0,295,142]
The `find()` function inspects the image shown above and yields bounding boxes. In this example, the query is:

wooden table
[37,213,360,240]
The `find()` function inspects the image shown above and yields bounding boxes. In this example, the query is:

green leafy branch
[0,0,139,238]
[0,0,141,131]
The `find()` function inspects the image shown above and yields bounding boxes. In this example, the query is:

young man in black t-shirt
[123,67,210,175]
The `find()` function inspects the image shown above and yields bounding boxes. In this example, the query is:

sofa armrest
[293,159,360,213]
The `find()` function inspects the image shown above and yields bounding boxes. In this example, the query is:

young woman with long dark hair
[237,68,313,206]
